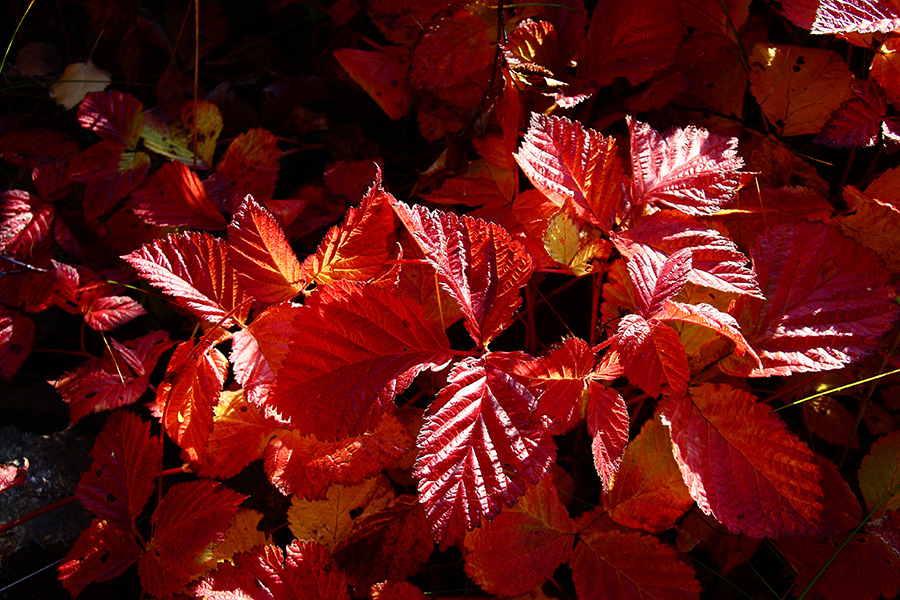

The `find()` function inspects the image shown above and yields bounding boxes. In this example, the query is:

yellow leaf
[543,210,608,276]
[287,475,395,550]
[50,61,110,110]
[749,44,854,136]
[141,101,223,170]
[199,508,269,576]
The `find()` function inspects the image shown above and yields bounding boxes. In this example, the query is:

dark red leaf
[52,261,146,332]
[76,411,162,531]
[0,190,55,261]
[0,306,34,382]
[58,519,143,597]
[69,141,150,220]
[815,80,889,148]
[587,382,629,489]
[614,314,690,396]
[625,244,693,317]
[78,91,144,148]
[270,280,453,440]
[122,231,251,327]
[334,47,412,120]
[414,353,556,546]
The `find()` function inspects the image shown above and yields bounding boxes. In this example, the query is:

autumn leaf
[334,46,411,120]
[58,519,144,597]
[195,540,351,600]
[0,458,28,494]
[299,171,398,288]
[76,411,162,531]
[393,201,532,348]
[0,189,56,261]
[0,306,34,382]
[130,161,227,230]
[781,0,900,34]
[414,353,556,546]
[571,513,701,599]
[748,44,854,136]
[77,91,144,148]
[210,128,281,208]
[604,415,694,533]
[662,383,823,538]
[141,101,223,170]
[720,221,899,377]
[463,476,575,596]
[50,61,110,109]
[138,480,245,597]
[815,80,889,148]
[69,140,151,220]
[227,196,305,305]
[122,231,251,327]
[587,382,629,489]
[198,390,280,479]
[515,113,626,231]
[615,313,690,396]
[628,116,747,215]
[230,302,297,406]
[51,261,147,332]
[838,174,900,273]
[269,280,453,440]
[859,430,900,518]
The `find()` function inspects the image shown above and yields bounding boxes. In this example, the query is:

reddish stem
[0,496,77,536]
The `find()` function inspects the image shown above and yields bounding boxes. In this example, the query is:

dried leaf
[50,61,111,110]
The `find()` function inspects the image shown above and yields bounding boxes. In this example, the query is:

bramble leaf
[77,91,144,148]
[859,430,900,518]
[614,314,690,396]
[0,306,34,382]
[662,383,823,538]
[414,353,556,546]
[130,161,227,230]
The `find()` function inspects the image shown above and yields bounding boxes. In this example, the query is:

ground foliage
[2,0,900,598]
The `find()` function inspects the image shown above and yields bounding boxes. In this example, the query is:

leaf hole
[349,507,363,519]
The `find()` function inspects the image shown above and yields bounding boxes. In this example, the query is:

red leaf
[0,190,55,260]
[662,383,823,538]
[122,231,251,327]
[626,244,693,317]
[0,458,27,493]
[334,47,412,120]
[582,0,686,88]
[53,331,172,423]
[721,222,899,377]
[195,540,350,600]
[69,141,150,220]
[371,580,427,600]
[227,197,305,305]
[299,172,398,289]
[0,306,34,382]
[604,415,694,533]
[815,80,888,148]
[130,161,227,229]
[231,303,298,406]
[138,480,245,597]
[615,210,762,297]
[463,477,575,596]
[77,91,144,148]
[52,261,146,332]
[213,128,281,207]
[265,413,413,499]
[629,116,746,215]
[414,353,556,546]
[514,337,595,435]
[614,314,690,396]
[393,202,532,348]
[571,516,701,600]
[270,280,453,440]
[587,382,629,489]
[155,336,229,464]
[868,509,900,557]
[58,519,143,598]
[514,113,626,231]
[76,411,162,531]
[782,0,900,34]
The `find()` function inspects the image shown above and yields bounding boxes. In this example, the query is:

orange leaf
[227,196,305,305]
[838,178,900,273]
[334,47,411,120]
[213,128,281,207]
[604,415,693,533]
[749,43,854,136]
[130,161,227,229]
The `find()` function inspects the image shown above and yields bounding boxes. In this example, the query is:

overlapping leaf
[629,116,746,215]
[0,190,55,260]
[662,383,823,538]
[587,383,630,489]
[227,197,305,305]
[414,353,556,545]
[212,128,281,207]
[781,0,900,34]
[615,314,690,396]
[334,47,412,120]
[515,113,626,231]
[720,221,898,377]
[270,280,453,440]
[859,430,900,518]
[76,411,162,531]
[141,101,223,170]
[230,303,297,406]
[69,141,150,220]
[615,210,762,297]
[0,307,34,382]
[0,459,27,493]
[77,91,144,148]
[393,201,532,348]
[122,231,251,327]
[52,261,146,332]
[58,519,144,597]
[463,476,575,596]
